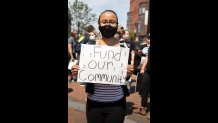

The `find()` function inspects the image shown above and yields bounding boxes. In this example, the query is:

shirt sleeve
[68,37,75,44]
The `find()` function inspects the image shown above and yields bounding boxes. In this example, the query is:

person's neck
[101,37,119,46]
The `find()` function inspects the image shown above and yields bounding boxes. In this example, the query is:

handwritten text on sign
[78,44,129,85]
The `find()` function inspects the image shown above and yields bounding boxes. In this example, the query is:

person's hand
[71,65,80,76]
[140,69,145,74]
[127,65,134,77]
[138,50,142,56]
[71,58,74,62]
[131,61,134,66]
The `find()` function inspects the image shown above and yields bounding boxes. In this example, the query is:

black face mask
[99,25,118,38]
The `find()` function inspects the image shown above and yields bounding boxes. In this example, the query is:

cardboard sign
[78,44,129,85]
[68,59,79,70]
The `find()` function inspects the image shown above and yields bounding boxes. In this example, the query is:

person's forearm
[68,44,74,59]
[69,51,73,59]
[131,51,135,65]
[141,56,148,70]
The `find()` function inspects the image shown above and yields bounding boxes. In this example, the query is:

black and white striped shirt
[87,83,124,102]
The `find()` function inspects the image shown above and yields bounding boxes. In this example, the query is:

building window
[141,23,144,33]
[144,10,149,25]
[138,23,141,33]
[142,8,145,13]
[139,2,147,15]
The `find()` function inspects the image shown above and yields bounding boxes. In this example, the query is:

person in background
[68,31,77,83]
[136,34,150,118]
[135,35,149,92]
[117,26,125,42]
[122,30,136,91]
[83,25,95,44]
[68,31,77,61]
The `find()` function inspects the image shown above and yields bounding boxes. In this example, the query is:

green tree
[129,31,135,41]
[68,7,72,38]
[69,0,97,35]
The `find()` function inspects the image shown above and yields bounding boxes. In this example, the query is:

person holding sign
[71,10,134,123]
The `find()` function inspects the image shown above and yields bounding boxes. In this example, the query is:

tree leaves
[69,0,97,34]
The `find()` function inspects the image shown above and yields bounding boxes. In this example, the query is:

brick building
[127,0,149,42]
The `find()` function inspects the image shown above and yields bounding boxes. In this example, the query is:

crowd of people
[68,10,150,123]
